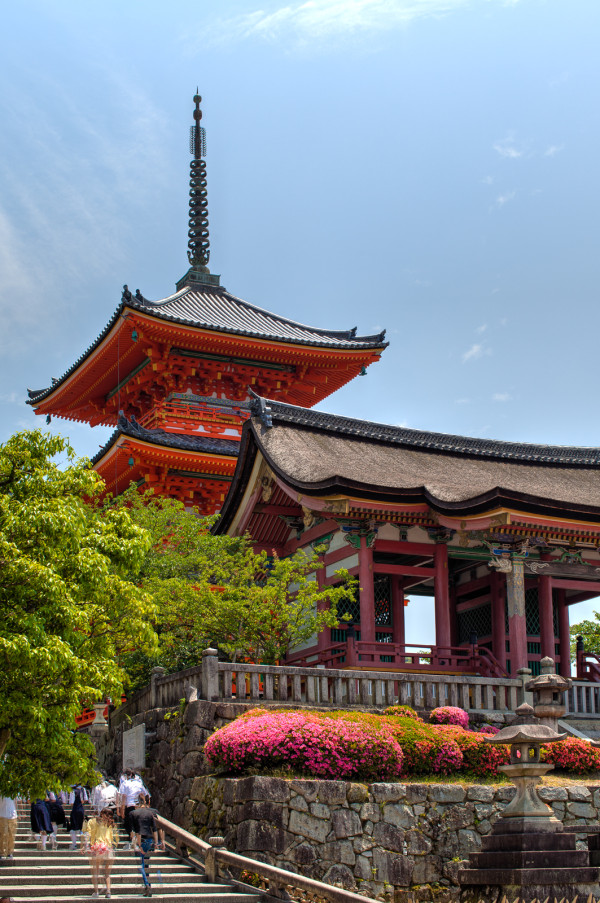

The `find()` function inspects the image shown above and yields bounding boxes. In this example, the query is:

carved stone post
[205,836,225,883]
[202,648,219,701]
[150,666,166,709]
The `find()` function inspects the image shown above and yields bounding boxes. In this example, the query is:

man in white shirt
[117,771,148,849]
[0,797,18,860]
[92,779,118,815]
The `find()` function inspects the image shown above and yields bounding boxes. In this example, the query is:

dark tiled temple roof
[91,415,239,465]
[256,400,600,467]
[217,398,600,529]
[27,283,387,405]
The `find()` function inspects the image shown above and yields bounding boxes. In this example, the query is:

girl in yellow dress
[82,808,119,898]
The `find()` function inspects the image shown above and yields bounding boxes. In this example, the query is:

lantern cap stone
[486,703,567,745]
[525,657,572,692]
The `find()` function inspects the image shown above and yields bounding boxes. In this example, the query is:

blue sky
[1,0,599,645]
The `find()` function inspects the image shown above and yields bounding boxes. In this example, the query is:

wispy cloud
[494,190,516,209]
[197,0,516,48]
[455,397,471,405]
[462,343,491,363]
[476,324,488,334]
[544,144,564,157]
[493,132,527,159]
[493,392,511,402]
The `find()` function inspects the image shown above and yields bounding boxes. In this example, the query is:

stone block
[467,785,496,802]
[567,802,596,819]
[317,781,348,805]
[360,802,380,823]
[354,835,376,853]
[182,724,209,753]
[290,780,318,802]
[412,855,442,884]
[442,804,474,831]
[405,830,432,856]
[372,822,405,853]
[372,849,414,886]
[347,783,369,803]
[293,842,316,866]
[184,700,217,728]
[457,829,481,852]
[310,802,330,820]
[476,819,492,835]
[370,782,407,802]
[322,864,355,889]
[442,859,470,886]
[288,810,330,843]
[382,803,414,829]
[178,750,204,778]
[568,786,592,801]
[405,784,428,804]
[237,819,287,854]
[289,795,308,812]
[355,854,373,881]
[237,800,285,826]
[538,786,568,801]
[332,808,363,838]
[494,787,516,802]
[236,775,290,803]
[428,785,466,804]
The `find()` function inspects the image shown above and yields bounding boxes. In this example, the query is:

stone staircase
[0,802,261,903]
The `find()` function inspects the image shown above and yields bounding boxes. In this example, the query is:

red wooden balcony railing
[286,641,508,678]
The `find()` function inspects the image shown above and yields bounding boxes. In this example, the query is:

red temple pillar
[434,543,451,649]
[391,577,405,647]
[507,559,528,672]
[358,536,375,645]
[490,570,507,670]
[557,588,571,678]
[539,572,555,660]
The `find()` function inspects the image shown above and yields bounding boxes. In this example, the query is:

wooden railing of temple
[109,648,530,727]
[576,643,600,683]
[286,641,508,678]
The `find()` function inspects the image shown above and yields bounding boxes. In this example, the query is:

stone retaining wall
[187,775,600,902]
[96,701,598,901]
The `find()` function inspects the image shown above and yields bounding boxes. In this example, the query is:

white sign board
[122,723,146,772]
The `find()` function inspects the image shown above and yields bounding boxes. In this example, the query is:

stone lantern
[487,702,566,832]
[526,656,572,732]
[459,703,600,902]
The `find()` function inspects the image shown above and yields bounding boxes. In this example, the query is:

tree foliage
[570,614,600,659]
[111,488,356,689]
[0,431,156,797]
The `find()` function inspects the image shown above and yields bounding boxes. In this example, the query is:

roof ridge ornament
[175,93,221,291]
[188,93,210,270]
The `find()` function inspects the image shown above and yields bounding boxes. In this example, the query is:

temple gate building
[217,398,600,678]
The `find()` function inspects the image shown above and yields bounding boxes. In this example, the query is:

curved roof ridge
[138,281,384,343]
[258,398,600,467]
[91,416,240,466]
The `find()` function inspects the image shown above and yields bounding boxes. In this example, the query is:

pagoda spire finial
[187,93,210,271]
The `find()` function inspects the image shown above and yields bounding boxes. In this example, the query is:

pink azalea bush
[400,736,463,775]
[542,737,600,774]
[204,710,404,781]
[383,705,422,721]
[429,706,470,728]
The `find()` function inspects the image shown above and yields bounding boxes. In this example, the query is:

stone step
[470,849,590,869]
[0,874,213,886]
[0,883,248,897]
[459,865,600,885]
[480,830,577,851]
[0,866,198,877]
[0,896,260,903]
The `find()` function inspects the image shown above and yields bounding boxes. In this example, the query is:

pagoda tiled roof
[217,397,600,529]
[92,415,240,465]
[27,283,387,405]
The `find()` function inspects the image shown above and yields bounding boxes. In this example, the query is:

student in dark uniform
[130,795,158,898]
[30,799,52,851]
[69,787,85,850]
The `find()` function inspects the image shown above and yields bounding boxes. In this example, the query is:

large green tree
[570,614,600,659]
[111,488,355,688]
[0,431,156,797]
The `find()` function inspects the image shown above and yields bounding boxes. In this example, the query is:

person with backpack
[69,786,86,850]
[130,794,158,898]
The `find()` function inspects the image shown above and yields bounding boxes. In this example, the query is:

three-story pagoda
[27,95,387,513]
